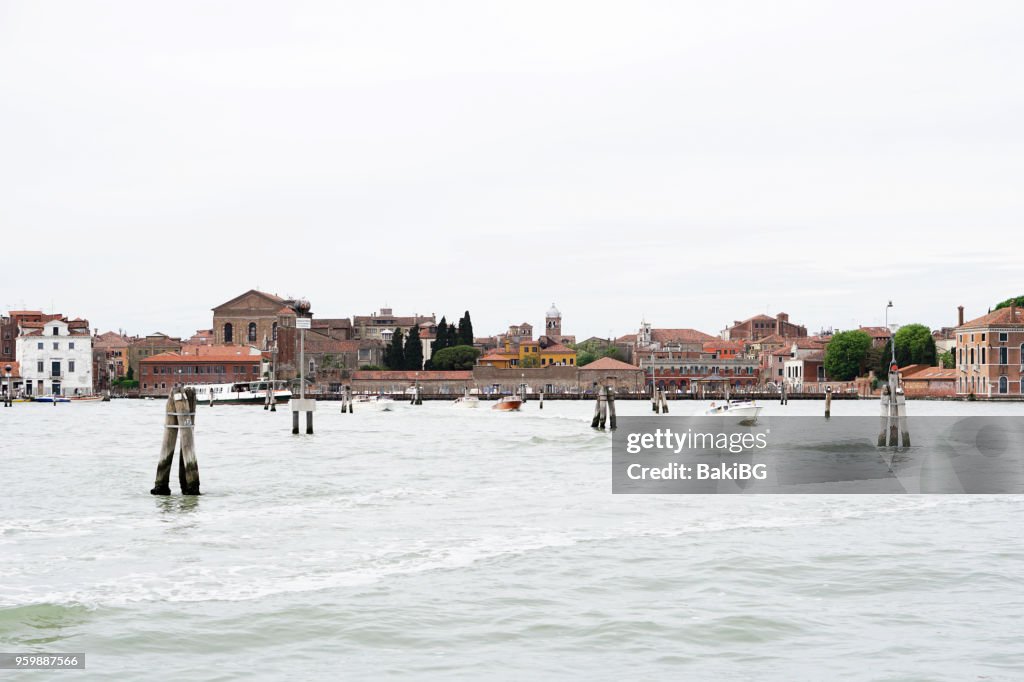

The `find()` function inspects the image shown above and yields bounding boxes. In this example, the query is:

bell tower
[545,303,562,339]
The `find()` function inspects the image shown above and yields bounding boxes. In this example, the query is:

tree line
[381,311,479,371]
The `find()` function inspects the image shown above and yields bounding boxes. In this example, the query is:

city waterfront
[2,400,1023,680]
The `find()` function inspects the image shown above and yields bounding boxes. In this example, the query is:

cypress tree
[405,324,423,370]
[459,311,474,346]
[433,317,448,354]
[385,328,405,370]
[447,323,458,348]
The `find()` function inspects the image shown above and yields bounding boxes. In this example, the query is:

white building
[16,319,93,397]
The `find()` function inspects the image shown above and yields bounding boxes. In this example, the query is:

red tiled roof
[479,351,516,361]
[579,357,641,371]
[143,351,266,364]
[859,326,892,337]
[542,343,575,354]
[904,367,957,380]
[959,306,1024,329]
[352,370,472,381]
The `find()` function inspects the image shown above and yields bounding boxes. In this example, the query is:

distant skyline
[2,1,1021,340]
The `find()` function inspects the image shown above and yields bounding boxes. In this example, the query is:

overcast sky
[1,1,1021,340]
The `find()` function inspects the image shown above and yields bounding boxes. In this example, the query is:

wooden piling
[151,386,200,495]
[539,391,544,409]
[878,369,910,447]
[825,386,832,418]
[591,382,603,429]
[606,385,617,430]
[780,382,788,405]
[292,410,300,435]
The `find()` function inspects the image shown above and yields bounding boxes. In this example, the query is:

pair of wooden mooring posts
[410,382,423,406]
[651,387,669,414]
[591,384,617,430]
[339,385,354,413]
[878,372,910,447]
[151,387,200,496]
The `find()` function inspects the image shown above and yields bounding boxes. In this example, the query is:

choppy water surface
[2,399,1023,680]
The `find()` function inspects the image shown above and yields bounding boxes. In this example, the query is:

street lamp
[4,364,11,407]
[885,300,895,364]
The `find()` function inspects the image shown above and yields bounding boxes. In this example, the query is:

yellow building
[540,343,576,367]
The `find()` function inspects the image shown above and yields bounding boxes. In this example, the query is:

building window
[999,332,1008,342]
[999,376,1008,394]
[1000,347,1008,365]
[224,323,233,343]
[52,326,59,335]
[37,361,43,373]
[53,342,59,350]
[69,342,75,350]
[248,323,257,343]
[37,342,43,349]
[69,361,75,373]
[981,347,986,364]
[272,322,278,341]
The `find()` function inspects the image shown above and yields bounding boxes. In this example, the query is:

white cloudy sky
[1,1,1021,339]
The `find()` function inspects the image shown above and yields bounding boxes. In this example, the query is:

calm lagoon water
[2,399,1023,680]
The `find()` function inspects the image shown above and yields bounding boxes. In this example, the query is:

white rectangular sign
[296,318,311,329]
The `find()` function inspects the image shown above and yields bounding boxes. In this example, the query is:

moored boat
[69,395,104,403]
[33,395,71,403]
[453,395,480,408]
[491,396,523,412]
[185,380,291,405]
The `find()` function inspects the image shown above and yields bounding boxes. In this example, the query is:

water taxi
[185,380,292,405]
[491,396,523,412]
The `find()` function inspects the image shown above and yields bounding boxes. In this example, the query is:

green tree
[446,323,459,348]
[823,330,872,381]
[433,317,448,355]
[384,329,405,370]
[430,345,481,370]
[404,324,423,370]
[577,350,599,367]
[938,350,955,368]
[520,355,540,368]
[994,295,1024,310]
[458,311,474,346]
[880,323,937,377]
[126,365,134,380]
[359,364,383,371]
[602,347,623,361]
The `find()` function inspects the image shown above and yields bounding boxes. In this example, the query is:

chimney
[957,305,964,327]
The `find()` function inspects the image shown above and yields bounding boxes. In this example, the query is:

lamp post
[885,300,895,364]
[4,364,11,407]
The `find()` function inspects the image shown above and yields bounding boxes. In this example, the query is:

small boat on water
[33,395,71,403]
[491,396,523,412]
[369,396,396,411]
[186,380,291,405]
[69,395,104,403]
[705,399,762,424]
[453,395,480,408]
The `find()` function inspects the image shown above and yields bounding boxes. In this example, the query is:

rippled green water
[2,399,1022,680]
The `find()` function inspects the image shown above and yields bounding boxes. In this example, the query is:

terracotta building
[956,304,1024,397]
[723,313,807,341]
[140,344,266,396]
[128,332,183,379]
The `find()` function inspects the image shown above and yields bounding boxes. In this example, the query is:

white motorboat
[453,395,480,408]
[705,399,762,423]
[186,380,291,405]
[368,395,396,411]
